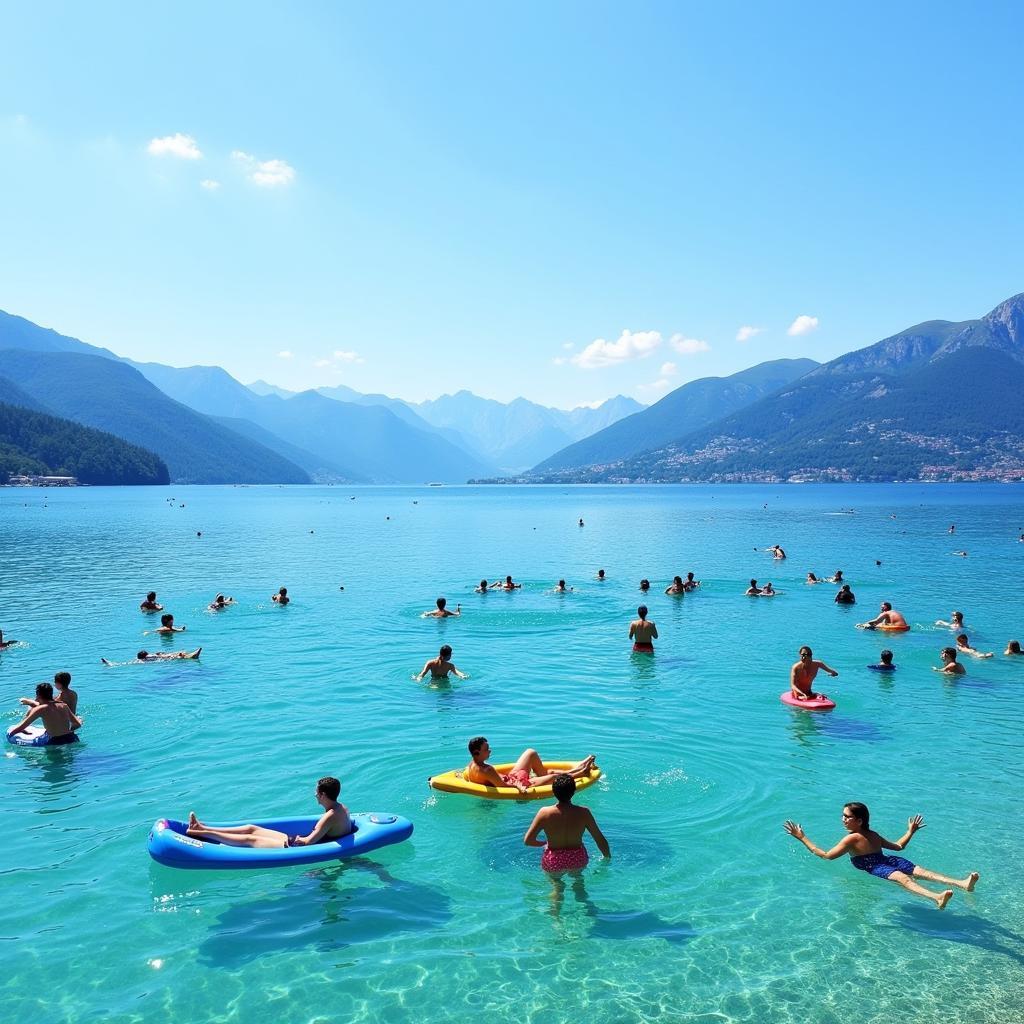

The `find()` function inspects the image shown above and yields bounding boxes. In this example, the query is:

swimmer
[208,594,236,610]
[423,597,460,618]
[936,611,965,630]
[638,578,651,592]
[827,570,844,584]
[491,576,521,591]
[769,544,787,560]
[683,571,700,591]
[475,579,490,593]
[745,578,761,596]
[806,572,823,584]
[665,576,686,595]
[140,592,163,612]
[8,682,82,745]
[834,584,856,605]
[272,587,289,605]
[1006,640,1022,656]
[20,671,78,717]
[0,628,16,649]
[596,569,606,581]
[578,518,584,527]
[790,645,838,700]
[952,550,968,558]
[524,774,610,872]
[857,602,908,630]
[932,647,966,675]
[784,804,977,910]
[553,579,574,593]
[417,644,468,681]
[146,613,186,635]
[629,605,658,653]
[955,634,993,659]
[464,737,596,795]
[868,649,895,672]
[186,777,351,849]
[760,582,777,596]
[102,648,202,664]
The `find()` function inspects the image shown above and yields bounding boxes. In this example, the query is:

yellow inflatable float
[428,762,603,800]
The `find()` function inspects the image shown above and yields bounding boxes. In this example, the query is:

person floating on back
[783,803,978,910]
[629,605,658,653]
[423,597,460,618]
[857,602,908,630]
[463,737,595,795]
[867,649,895,672]
[933,647,965,675]
[8,682,82,745]
[186,776,351,849]
[102,649,202,665]
[524,774,610,873]
[417,644,468,681]
[140,591,163,612]
[790,646,838,701]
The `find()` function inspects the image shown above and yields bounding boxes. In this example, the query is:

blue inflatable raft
[147,812,413,869]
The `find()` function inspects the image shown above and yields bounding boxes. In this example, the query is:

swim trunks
[632,642,654,653]
[541,845,589,872]
[850,852,916,878]
[45,732,80,746]
[867,664,895,672]
[501,768,531,789]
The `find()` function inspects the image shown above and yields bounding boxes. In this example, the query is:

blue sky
[2,2,1022,407]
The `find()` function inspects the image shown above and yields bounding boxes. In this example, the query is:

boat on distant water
[427,482,444,487]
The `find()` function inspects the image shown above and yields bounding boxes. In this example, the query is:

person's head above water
[54,670,71,687]
[278,587,288,596]
[468,736,488,757]
[558,579,566,589]
[439,644,453,659]
[597,569,605,579]
[1008,640,1022,654]
[552,773,576,803]
[436,597,447,610]
[799,645,813,659]
[505,576,513,584]
[941,646,958,661]
[686,572,695,582]
[951,611,963,623]
[479,579,488,590]
[146,591,157,602]
[137,650,150,660]
[35,681,54,701]
[880,601,892,611]
[955,633,970,646]
[639,579,650,590]
[880,649,894,665]
[638,605,648,620]
[316,776,341,800]
[750,579,758,588]
[674,576,683,585]
[161,613,174,626]
[842,801,870,830]
[807,572,818,581]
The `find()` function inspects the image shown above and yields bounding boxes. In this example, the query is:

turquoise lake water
[1,483,1023,1024]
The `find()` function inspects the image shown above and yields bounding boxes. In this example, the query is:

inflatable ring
[876,624,910,632]
[428,761,603,800]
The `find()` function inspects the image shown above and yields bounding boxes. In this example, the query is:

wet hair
[750,579,758,588]
[505,576,512,584]
[279,587,288,596]
[840,584,851,592]
[439,644,453,659]
[316,776,341,800]
[468,736,487,756]
[552,774,576,802]
[807,572,818,581]
[146,591,157,601]
[1008,640,1022,654]
[639,579,650,589]
[54,671,71,687]
[956,633,969,645]
[942,647,958,660]
[844,801,869,827]
[799,645,812,657]
[880,649,893,664]
[686,572,695,581]
[674,576,683,585]
[558,579,566,588]
[138,650,149,659]
[480,580,488,589]
[215,594,225,603]
[881,602,892,611]
[36,682,54,700]
[951,611,963,622]
[598,569,605,577]
[436,597,447,609]
[161,613,173,626]
[638,605,648,619]
[834,570,843,578]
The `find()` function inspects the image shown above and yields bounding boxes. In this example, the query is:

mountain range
[529,293,1024,483]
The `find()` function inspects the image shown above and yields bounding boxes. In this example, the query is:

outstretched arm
[880,815,924,851]
[783,821,853,860]
[815,660,839,677]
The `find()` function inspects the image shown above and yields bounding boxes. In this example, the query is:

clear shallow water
[1,483,1023,1024]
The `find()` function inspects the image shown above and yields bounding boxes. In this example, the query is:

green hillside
[0,350,311,485]
[0,399,170,485]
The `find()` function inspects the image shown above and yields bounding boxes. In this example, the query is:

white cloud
[659,361,677,377]
[669,334,710,355]
[787,315,819,336]
[333,350,363,364]
[200,179,221,191]
[572,329,662,369]
[232,150,296,187]
[277,350,294,359]
[147,133,202,159]
[736,325,763,342]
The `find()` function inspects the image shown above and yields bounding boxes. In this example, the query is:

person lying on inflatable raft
[790,645,839,702]
[465,737,595,795]
[186,776,351,849]
[856,602,909,631]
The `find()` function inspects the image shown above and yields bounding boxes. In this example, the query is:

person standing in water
[423,597,460,618]
[20,671,78,717]
[629,605,658,653]
[790,646,838,701]
[783,803,978,910]
[272,587,290,605]
[146,613,186,635]
[416,644,469,681]
[524,774,611,872]
[8,682,82,745]
[933,647,966,675]
[666,576,686,595]
[140,592,163,612]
